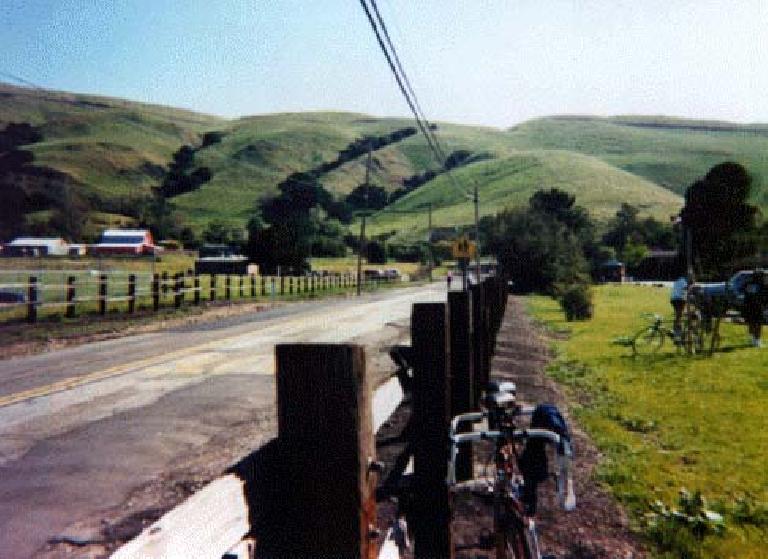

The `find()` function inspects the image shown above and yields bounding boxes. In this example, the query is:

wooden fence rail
[110,275,508,559]
[0,271,397,324]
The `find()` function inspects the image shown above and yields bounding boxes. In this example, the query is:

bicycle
[621,309,707,356]
[447,381,576,559]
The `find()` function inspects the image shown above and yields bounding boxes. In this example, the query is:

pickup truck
[691,269,766,321]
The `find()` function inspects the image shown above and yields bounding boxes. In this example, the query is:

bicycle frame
[448,410,574,559]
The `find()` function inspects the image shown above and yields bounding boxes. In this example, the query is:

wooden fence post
[280,275,285,296]
[66,275,76,318]
[99,274,107,316]
[239,275,244,299]
[289,276,293,295]
[210,274,217,302]
[275,344,376,559]
[411,303,453,559]
[261,275,266,297]
[27,276,37,323]
[449,290,474,482]
[471,283,486,406]
[250,274,256,298]
[194,274,201,305]
[152,273,160,311]
[174,273,183,308]
[128,274,136,314]
[225,275,231,300]
[482,279,493,376]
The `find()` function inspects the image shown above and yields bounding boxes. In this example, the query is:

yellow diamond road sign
[452,236,476,258]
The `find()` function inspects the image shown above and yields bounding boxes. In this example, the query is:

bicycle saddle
[487,380,517,395]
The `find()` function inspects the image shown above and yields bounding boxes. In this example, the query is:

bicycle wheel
[631,326,664,356]
[684,310,703,355]
[502,514,536,559]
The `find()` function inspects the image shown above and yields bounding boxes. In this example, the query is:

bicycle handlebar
[447,412,576,512]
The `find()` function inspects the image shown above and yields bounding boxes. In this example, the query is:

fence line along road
[112,276,508,559]
[0,271,403,324]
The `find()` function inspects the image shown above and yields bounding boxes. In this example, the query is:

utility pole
[356,143,372,296]
[473,183,481,284]
[428,203,433,282]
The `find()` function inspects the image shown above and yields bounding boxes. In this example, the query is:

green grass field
[529,285,768,558]
[0,254,414,325]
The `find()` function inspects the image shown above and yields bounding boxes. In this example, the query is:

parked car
[0,290,26,304]
[383,268,401,280]
[363,269,384,280]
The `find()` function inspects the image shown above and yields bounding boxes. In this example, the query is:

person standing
[670,276,688,337]
[743,270,767,348]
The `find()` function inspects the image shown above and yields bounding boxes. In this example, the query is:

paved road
[0,284,444,558]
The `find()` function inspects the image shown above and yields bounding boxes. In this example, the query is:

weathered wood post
[275,344,377,559]
[128,274,136,314]
[27,276,38,323]
[289,276,294,295]
[449,290,474,481]
[225,275,231,300]
[174,273,183,308]
[66,275,76,318]
[161,271,169,296]
[280,275,285,296]
[152,273,160,311]
[99,274,108,316]
[470,283,484,405]
[261,275,266,297]
[239,275,244,298]
[210,274,217,302]
[311,274,315,295]
[482,279,493,377]
[250,274,256,298]
[194,274,201,305]
[411,303,453,559]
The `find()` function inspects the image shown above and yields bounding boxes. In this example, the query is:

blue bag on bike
[518,403,571,514]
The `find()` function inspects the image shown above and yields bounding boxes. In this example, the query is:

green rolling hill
[3,83,766,242]
[506,115,768,204]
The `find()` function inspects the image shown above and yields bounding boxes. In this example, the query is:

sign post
[452,237,477,292]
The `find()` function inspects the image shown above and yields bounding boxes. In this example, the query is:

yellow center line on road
[0,291,424,409]
[0,326,281,409]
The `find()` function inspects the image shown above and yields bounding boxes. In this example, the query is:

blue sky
[2,0,767,127]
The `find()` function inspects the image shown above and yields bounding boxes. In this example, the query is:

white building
[4,237,69,257]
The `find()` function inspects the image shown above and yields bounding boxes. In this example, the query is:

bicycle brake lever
[556,441,576,512]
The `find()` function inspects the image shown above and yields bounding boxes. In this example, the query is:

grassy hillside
[0,83,223,204]
[365,150,683,240]
[507,115,768,205]
[3,83,764,242]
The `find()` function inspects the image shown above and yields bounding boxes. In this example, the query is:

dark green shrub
[558,283,593,321]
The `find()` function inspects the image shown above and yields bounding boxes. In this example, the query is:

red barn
[90,229,159,256]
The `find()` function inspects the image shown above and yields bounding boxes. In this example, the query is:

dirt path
[452,296,645,559]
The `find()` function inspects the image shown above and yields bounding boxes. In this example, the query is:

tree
[602,203,639,253]
[680,162,761,278]
[202,219,237,245]
[366,240,387,264]
[346,184,388,210]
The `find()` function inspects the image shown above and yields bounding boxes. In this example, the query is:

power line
[368,2,458,164]
[359,0,482,281]
[0,71,46,91]
[361,0,471,199]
